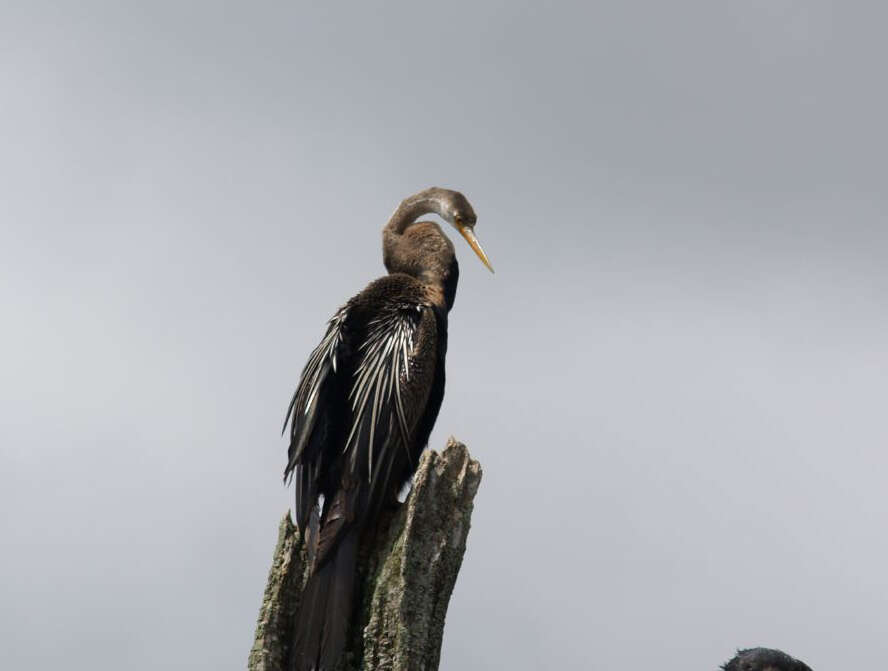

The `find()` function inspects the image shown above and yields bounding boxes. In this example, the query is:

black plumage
[282,188,491,671]
[722,647,813,671]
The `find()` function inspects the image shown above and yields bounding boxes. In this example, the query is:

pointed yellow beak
[455,219,494,273]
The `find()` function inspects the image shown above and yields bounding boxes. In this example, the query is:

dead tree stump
[249,438,482,671]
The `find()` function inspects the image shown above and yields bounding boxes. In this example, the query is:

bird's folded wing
[283,306,349,530]
[342,304,420,483]
[283,302,433,535]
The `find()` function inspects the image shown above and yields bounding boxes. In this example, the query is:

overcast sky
[2,2,886,669]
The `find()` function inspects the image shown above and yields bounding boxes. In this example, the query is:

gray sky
[2,2,886,669]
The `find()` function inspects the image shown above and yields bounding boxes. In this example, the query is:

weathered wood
[249,438,482,671]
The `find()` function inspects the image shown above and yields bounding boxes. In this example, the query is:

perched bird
[722,647,813,671]
[282,187,492,671]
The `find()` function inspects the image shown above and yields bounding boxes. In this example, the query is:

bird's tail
[290,527,360,671]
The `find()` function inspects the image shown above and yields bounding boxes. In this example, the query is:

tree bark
[249,438,482,671]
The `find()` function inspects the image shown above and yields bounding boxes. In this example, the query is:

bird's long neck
[382,189,459,310]
[383,188,450,236]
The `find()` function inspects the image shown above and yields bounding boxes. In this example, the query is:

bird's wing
[283,306,349,532]
[342,302,421,481]
[313,301,438,568]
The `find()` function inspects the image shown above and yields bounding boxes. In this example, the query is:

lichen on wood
[249,438,482,671]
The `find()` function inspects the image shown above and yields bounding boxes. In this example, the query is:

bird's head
[721,648,813,671]
[427,187,492,274]
[385,186,493,274]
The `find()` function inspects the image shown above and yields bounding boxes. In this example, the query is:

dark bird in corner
[282,187,492,671]
[722,647,813,671]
